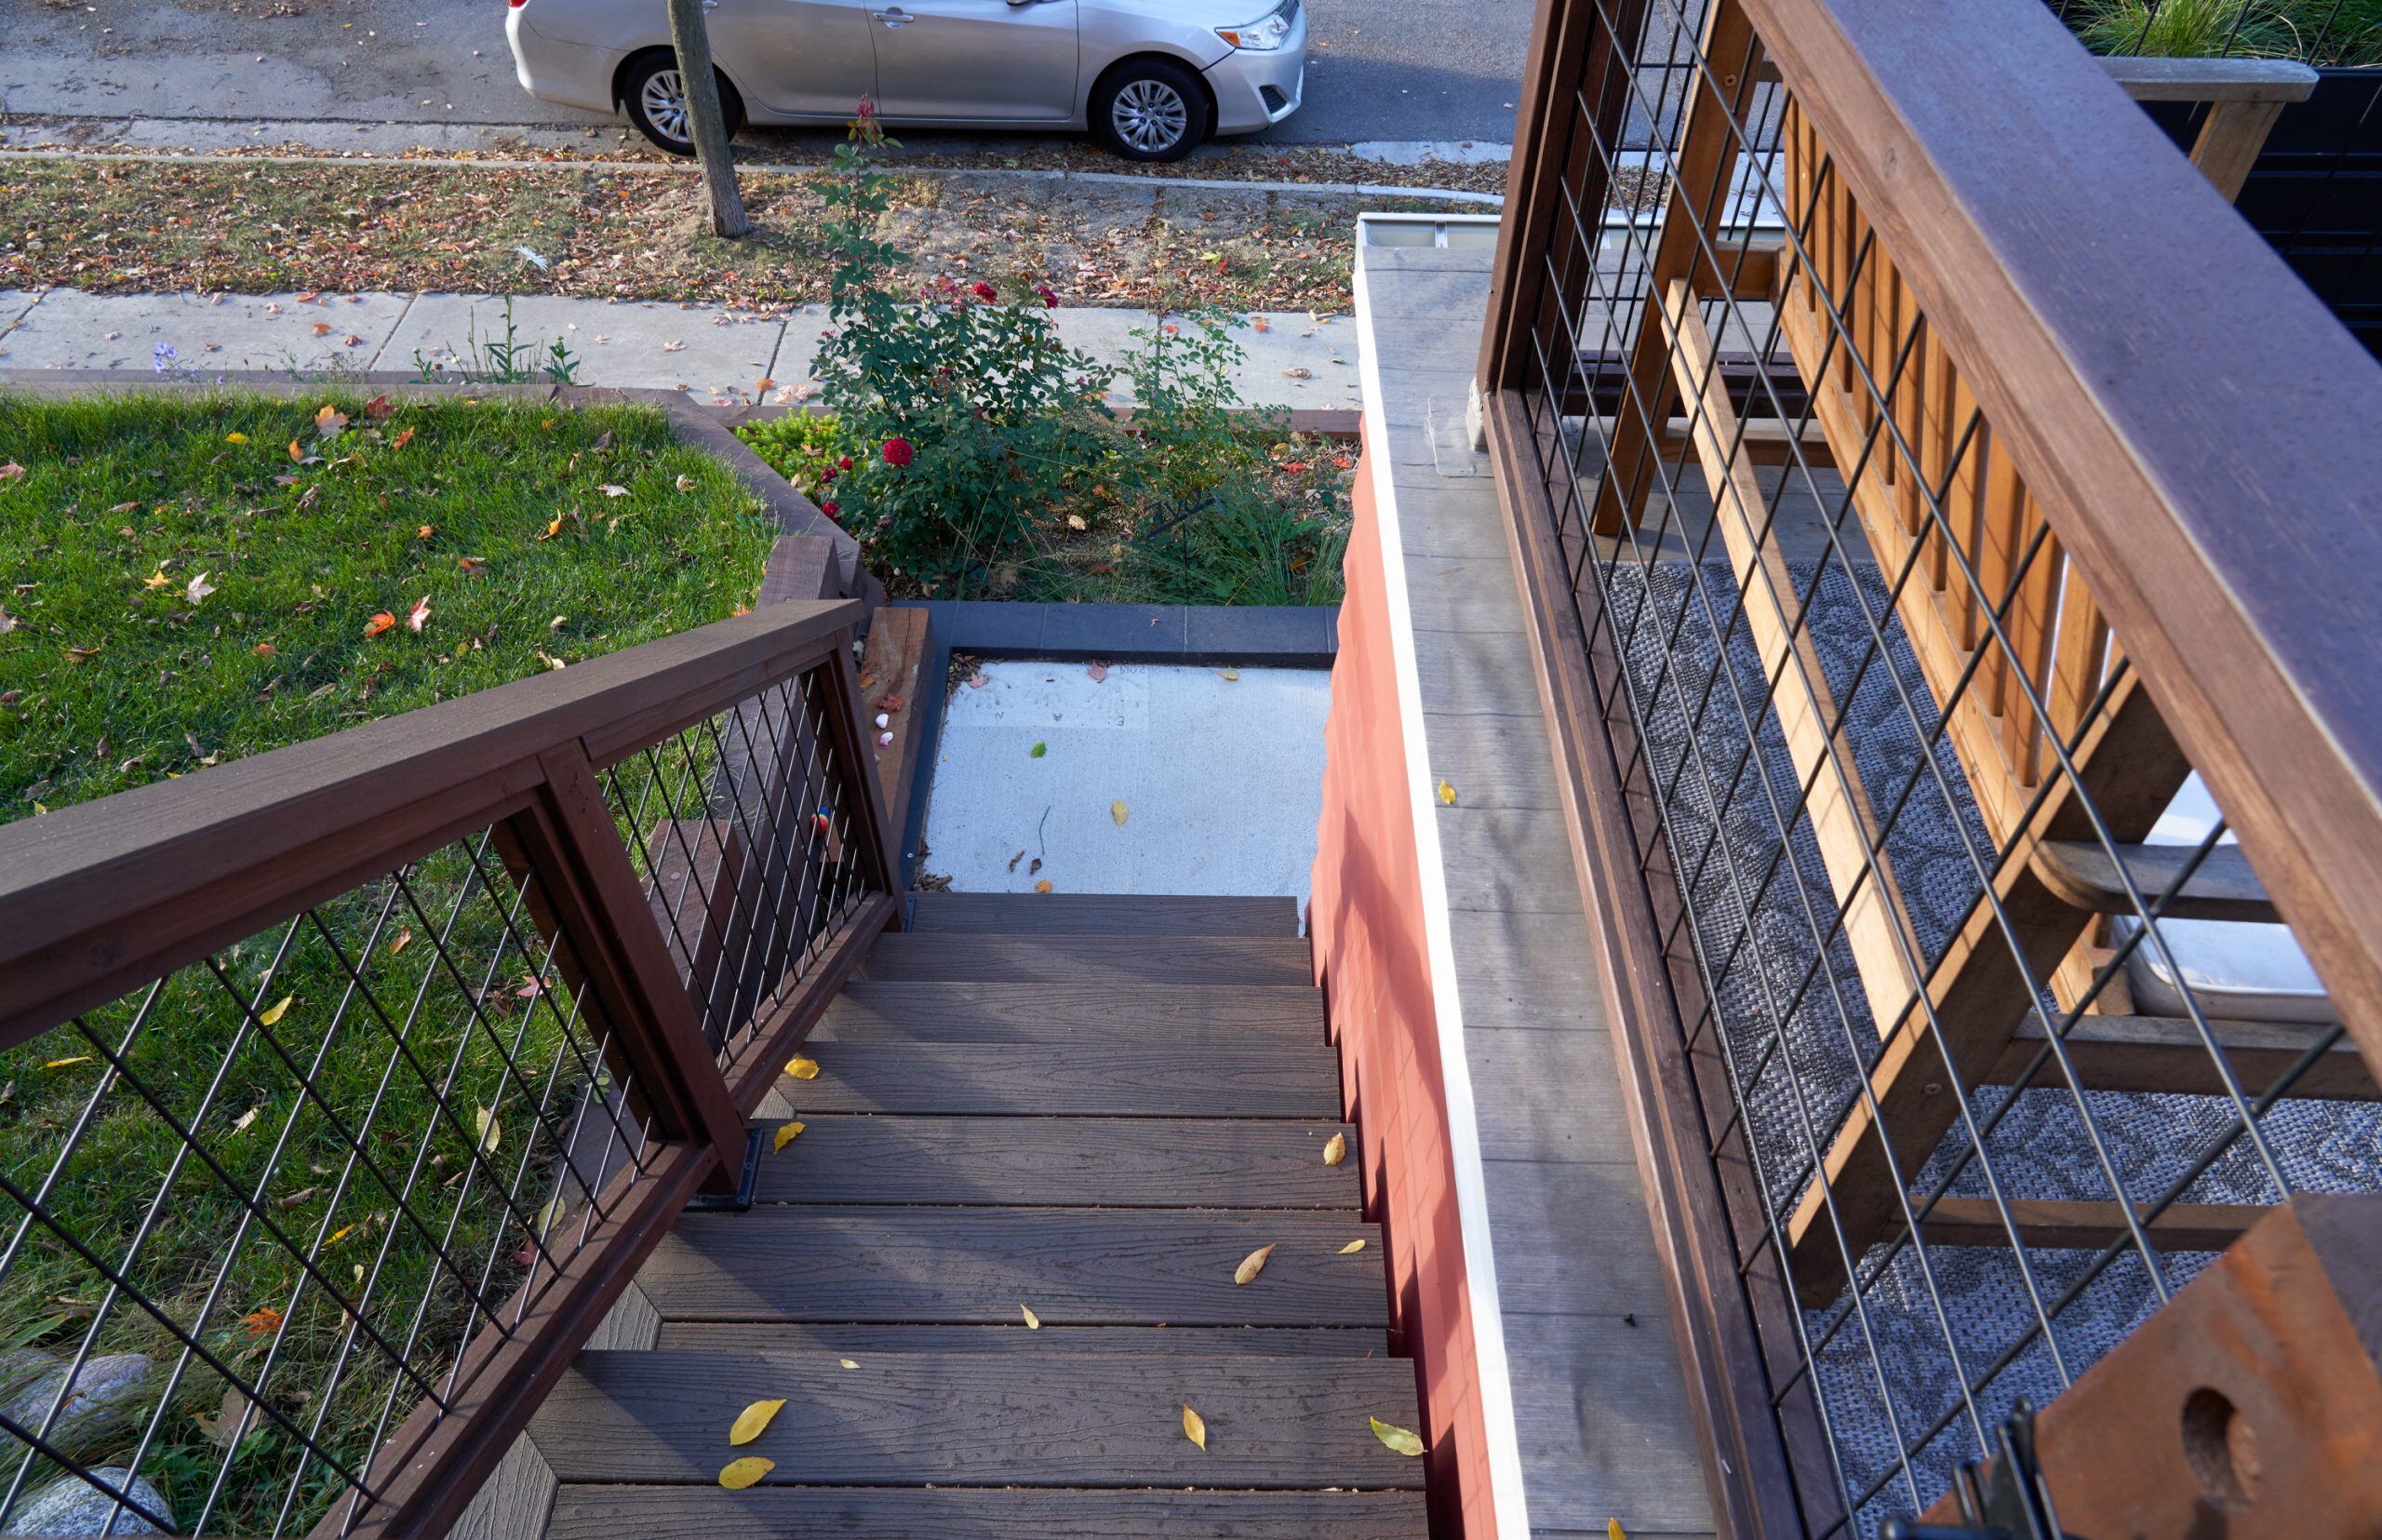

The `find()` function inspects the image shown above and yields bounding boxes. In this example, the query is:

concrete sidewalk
[0,289,1364,409]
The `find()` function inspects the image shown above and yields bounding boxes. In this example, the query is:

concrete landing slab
[383,293,785,394]
[1052,311,1363,409]
[0,288,412,373]
[919,660,1330,908]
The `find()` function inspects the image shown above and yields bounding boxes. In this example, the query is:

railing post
[505,743,752,1193]
[826,625,904,928]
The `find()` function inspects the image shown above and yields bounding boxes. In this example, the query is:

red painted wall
[1309,423,1497,1538]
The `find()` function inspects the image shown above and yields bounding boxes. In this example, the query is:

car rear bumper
[505,8,625,115]
[1204,7,1306,135]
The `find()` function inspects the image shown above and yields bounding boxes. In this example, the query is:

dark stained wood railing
[1476,0,2382,1530]
[0,600,899,1537]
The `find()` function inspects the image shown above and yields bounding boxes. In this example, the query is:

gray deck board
[907,892,1299,935]
[1361,245,1717,1535]
[543,1487,1430,1539]
[778,1039,1341,1118]
[529,1350,1428,1489]
[652,1323,1394,1357]
[750,1116,1359,1208]
[857,932,1312,984]
[815,981,1327,1043]
[638,1206,1388,1325]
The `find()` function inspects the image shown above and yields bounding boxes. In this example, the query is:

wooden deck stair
[521,892,1430,1538]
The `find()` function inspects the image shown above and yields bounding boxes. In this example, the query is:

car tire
[622,52,745,156]
[1091,60,1208,162]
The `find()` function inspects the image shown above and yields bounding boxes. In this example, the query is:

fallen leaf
[729,1399,786,1446]
[314,404,347,439]
[1219,668,1240,681]
[1372,1416,1425,1456]
[1085,663,1106,682]
[1234,1244,1277,1286]
[597,484,630,499]
[1111,800,1129,826]
[1021,1303,1041,1330]
[363,394,395,420]
[326,1221,359,1247]
[233,1106,260,1133]
[1029,742,1047,758]
[241,1306,283,1337]
[1065,513,1089,531]
[1034,879,1053,894]
[393,426,417,449]
[1323,1132,1347,1167]
[785,1056,820,1080]
[1183,1404,1207,1450]
[288,439,304,463]
[41,1056,92,1070]
[1437,779,1457,806]
[416,524,436,540]
[717,1457,773,1489]
[1609,1522,1627,1540]
[1282,366,1313,380]
[390,929,413,956]
[363,611,396,638]
[408,595,432,633]
[838,1359,860,1370]
[141,567,172,590]
[311,322,334,337]
[1339,1239,1367,1254]
[259,996,293,1026]
[965,672,989,689]
[184,571,216,605]
[0,463,20,481]
[773,1120,806,1153]
[474,1105,501,1154]
[754,377,776,394]
[253,642,275,658]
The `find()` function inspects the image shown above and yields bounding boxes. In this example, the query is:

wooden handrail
[1739,0,2382,1074]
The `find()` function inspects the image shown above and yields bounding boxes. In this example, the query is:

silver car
[505,0,1306,161]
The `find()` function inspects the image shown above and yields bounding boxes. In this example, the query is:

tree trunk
[664,0,749,238]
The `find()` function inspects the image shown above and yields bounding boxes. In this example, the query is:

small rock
[3,1355,154,1462]
[4,1466,167,1535]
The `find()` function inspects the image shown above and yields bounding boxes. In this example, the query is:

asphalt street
[0,0,1533,147]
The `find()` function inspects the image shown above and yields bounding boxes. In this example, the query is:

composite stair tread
[815,980,1328,1043]
[907,891,1301,936]
[750,1115,1358,1208]
[638,1206,1387,1325]
[542,1484,1429,1539]
[777,1038,1342,1117]
[651,1322,1395,1357]
[856,931,1313,985]
[529,1349,1427,1489]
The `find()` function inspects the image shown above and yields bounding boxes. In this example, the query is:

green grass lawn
[0,392,776,1533]
[1,392,782,814]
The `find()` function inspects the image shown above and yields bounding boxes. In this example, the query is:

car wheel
[1091,60,1206,162]
[622,52,744,156]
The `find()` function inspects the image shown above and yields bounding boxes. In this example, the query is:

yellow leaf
[1372,1416,1425,1457]
[1323,1132,1347,1167]
[838,1359,859,1370]
[1111,800,1129,826]
[1234,1244,1276,1286]
[1020,1303,1041,1330]
[785,1056,820,1081]
[773,1120,806,1153]
[41,1056,91,1070]
[1034,879,1053,894]
[534,1195,566,1236]
[141,568,172,590]
[729,1398,785,1446]
[225,432,248,445]
[259,996,293,1026]
[327,1222,357,1247]
[1182,1403,1207,1450]
[1339,1239,1367,1254]
[389,928,413,957]
[474,1105,501,1154]
[1219,668,1240,681]
[717,1456,773,1489]
[1437,779,1457,806]
[1609,1522,1627,1540]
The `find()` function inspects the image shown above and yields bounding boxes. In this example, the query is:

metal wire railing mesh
[0,601,890,1537]
[0,833,645,1537]
[601,665,874,1074]
[1494,0,2382,1531]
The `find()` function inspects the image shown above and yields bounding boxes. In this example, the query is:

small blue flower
[152,342,180,372]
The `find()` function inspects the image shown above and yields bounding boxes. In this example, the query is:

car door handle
[872,7,913,24]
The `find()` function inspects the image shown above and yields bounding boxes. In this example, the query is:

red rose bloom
[837,456,854,471]
[971,281,997,301]
[821,466,836,483]
[1034,285,1058,309]
[881,437,915,467]
[820,500,840,519]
